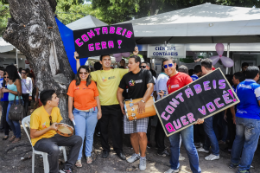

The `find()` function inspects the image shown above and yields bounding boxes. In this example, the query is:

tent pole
[226,43,230,74]
[16,48,18,68]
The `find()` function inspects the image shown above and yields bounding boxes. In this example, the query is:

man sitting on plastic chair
[30,89,82,173]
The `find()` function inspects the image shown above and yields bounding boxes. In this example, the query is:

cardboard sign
[73,23,136,58]
[154,68,240,137]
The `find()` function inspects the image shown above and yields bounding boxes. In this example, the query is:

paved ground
[0,122,260,173]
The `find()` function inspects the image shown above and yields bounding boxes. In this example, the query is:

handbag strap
[13,91,21,104]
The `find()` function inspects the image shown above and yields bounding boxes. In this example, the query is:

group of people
[1,53,259,173]
[0,65,35,143]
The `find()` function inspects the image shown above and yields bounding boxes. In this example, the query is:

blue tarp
[55,17,88,74]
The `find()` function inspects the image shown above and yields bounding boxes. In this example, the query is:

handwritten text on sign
[154,69,239,137]
[73,23,136,58]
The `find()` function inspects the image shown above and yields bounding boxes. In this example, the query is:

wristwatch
[141,99,145,103]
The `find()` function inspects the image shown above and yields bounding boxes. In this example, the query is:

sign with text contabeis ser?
[154,68,240,137]
[73,23,136,58]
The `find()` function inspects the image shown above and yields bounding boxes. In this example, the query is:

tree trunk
[3,0,74,123]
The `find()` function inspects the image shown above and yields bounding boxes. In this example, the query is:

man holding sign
[161,58,203,173]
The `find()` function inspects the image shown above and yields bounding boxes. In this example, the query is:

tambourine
[56,123,74,137]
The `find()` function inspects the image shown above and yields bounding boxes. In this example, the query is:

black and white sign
[154,69,240,137]
[73,23,136,58]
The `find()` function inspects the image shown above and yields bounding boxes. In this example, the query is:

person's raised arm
[30,123,58,139]
[74,52,80,72]
[117,87,125,115]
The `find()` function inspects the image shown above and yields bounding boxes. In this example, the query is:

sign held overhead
[73,23,136,58]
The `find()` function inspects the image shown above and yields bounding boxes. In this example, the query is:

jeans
[73,107,98,159]
[169,125,201,173]
[6,99,24,138]
[34,134,82,173]
[1,101,10,136]
[231,117,260,171]
[100,105,123,154]
[203,116,219,155]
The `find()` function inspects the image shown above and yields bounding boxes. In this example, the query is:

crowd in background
[0,65,37,142]
[0,58,259,173]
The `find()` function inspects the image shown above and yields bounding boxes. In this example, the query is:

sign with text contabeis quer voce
[73,23,136,58]
[154,68,240,137]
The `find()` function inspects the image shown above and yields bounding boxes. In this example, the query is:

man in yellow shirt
[30,90,82,173]
[75,52,128,160]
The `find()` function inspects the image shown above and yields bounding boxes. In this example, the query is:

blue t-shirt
[1,85,9,101]
[236,79,260,120]
[191,74,198,81]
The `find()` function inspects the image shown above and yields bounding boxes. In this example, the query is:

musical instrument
[124,96,156,121]
[57,123,74,137]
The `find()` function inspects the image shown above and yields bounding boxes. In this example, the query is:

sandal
[75,160,82,168]
[2,136,9,140]
[9,136,15,142]
[87,156,93,164]
[12,138,21,143]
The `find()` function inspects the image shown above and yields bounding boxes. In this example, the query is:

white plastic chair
[22,115,67,173]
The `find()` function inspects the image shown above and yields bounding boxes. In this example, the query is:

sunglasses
[4,77,9,79]
[163,63,173,69]
[49,116,53,126]
[79,72,88,75]
[141,66,146,68]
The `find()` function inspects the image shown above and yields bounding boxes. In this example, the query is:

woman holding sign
[161,58,204,173]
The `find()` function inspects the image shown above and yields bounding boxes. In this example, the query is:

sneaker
[205,154,220,161]
[164,168,179,173]
[127,153,140,163]
[157,149,170,157]
[229,163,238,169]
[197,147,209,153]
[179,154,185,161]
[59,168,72,173]
[139,157,146,170]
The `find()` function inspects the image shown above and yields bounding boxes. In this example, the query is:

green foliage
[0,1,10,36]
[92,0,260,24]
[92,0,140,24]
[216,0,260,7]
[56,0,100,25]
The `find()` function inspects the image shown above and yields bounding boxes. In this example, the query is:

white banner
[148,44,186,58]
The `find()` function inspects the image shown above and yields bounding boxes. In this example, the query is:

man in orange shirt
[30,90,82,173]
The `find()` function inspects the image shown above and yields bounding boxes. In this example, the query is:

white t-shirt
[156,73,169,100]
